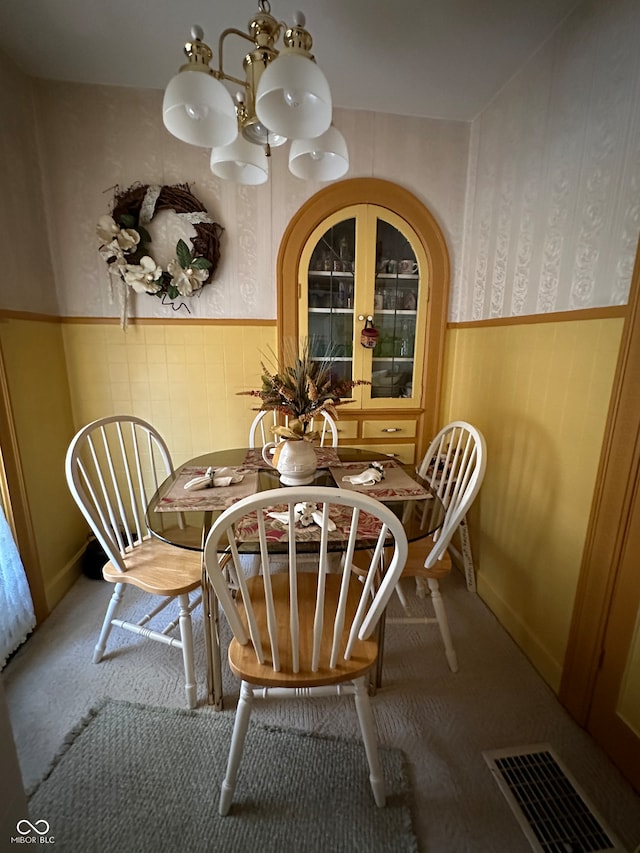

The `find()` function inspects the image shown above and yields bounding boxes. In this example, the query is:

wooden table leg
[201,512,224,710]
[374,609,386,691]
[202,564,223,709]
[368,553,388,695]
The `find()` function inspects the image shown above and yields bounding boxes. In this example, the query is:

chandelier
[162,1,349,186]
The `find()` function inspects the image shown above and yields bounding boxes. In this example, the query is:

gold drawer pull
[381,427,401,433]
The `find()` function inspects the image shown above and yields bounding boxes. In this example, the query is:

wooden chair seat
[401,539,452,580]
[352,539,453,583]
[102,537,202,596]
[229,573,378,688]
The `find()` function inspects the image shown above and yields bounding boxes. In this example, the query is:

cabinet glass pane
[372,219,419,399]
[306,217,355,395]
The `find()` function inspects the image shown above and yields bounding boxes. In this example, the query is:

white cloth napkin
[342,464,385,486]
[183,466,244,491]
[267,501,337,532]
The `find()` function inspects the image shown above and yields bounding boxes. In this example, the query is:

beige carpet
[4,568,640,852]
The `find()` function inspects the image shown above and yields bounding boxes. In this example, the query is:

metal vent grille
[483,744,626,853]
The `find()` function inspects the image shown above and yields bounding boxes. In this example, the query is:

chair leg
[178,593,197,709]
[458,518,476,593]
[93,582,124,663]
[394,580,410,614]
[353,676,385,807]
[219,680,254,816]
[415,577,428,599]
[427,578,458,672]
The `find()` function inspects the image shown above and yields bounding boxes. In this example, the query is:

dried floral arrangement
[239,341,370,440]
[96,182,224,325]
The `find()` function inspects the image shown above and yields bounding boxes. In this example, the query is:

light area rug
[28,698,418,853]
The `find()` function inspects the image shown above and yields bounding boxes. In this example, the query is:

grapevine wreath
[96,182,224,325]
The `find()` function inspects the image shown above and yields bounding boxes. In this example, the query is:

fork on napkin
[184,466,244,491]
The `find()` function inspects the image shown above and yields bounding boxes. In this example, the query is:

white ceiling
[0,0,579,122]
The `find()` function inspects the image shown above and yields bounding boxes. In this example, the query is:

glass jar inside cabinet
[299,204,427,409]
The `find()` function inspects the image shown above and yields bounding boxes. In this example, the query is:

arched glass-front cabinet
[278,179,449,464]
[300,205,427,409]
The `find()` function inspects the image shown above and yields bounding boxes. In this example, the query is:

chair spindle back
[204,486,408,676]
[66,416,175,573]
[417,421,487,567]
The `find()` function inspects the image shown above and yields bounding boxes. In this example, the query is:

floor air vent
[483,744,626,853]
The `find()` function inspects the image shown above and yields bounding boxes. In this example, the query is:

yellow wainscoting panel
[62,321,278,467]
[440,316,624,691]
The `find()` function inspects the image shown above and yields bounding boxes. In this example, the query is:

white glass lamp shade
[210,134,269,185]
[255,53,332,140]
[288,126,349,182]
[163,70,237,148]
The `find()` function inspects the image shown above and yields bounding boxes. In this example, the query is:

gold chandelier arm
[216,28,255,88]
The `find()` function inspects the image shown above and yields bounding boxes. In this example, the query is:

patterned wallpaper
[26,84,467,322]
[0,53,59,315]
[458,0,640,321]
[2,0,638,324]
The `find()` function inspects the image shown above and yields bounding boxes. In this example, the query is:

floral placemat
[154,467,259,512]
[329,460,432,501]
[242,446,342,471]
[233,503,387,545]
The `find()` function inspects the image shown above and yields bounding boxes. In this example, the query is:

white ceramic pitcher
[261,439,318,486]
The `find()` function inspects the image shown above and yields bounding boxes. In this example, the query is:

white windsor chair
[387,420,487,672]
[203,485,409,815]
[65,415,202,708]
[247,409,339,448]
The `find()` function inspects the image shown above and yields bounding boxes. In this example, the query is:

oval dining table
[146,445,446,709]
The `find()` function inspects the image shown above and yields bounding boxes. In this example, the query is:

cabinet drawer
[334,419,359,441]
[362,419,417,439]
[355,443,416,465]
